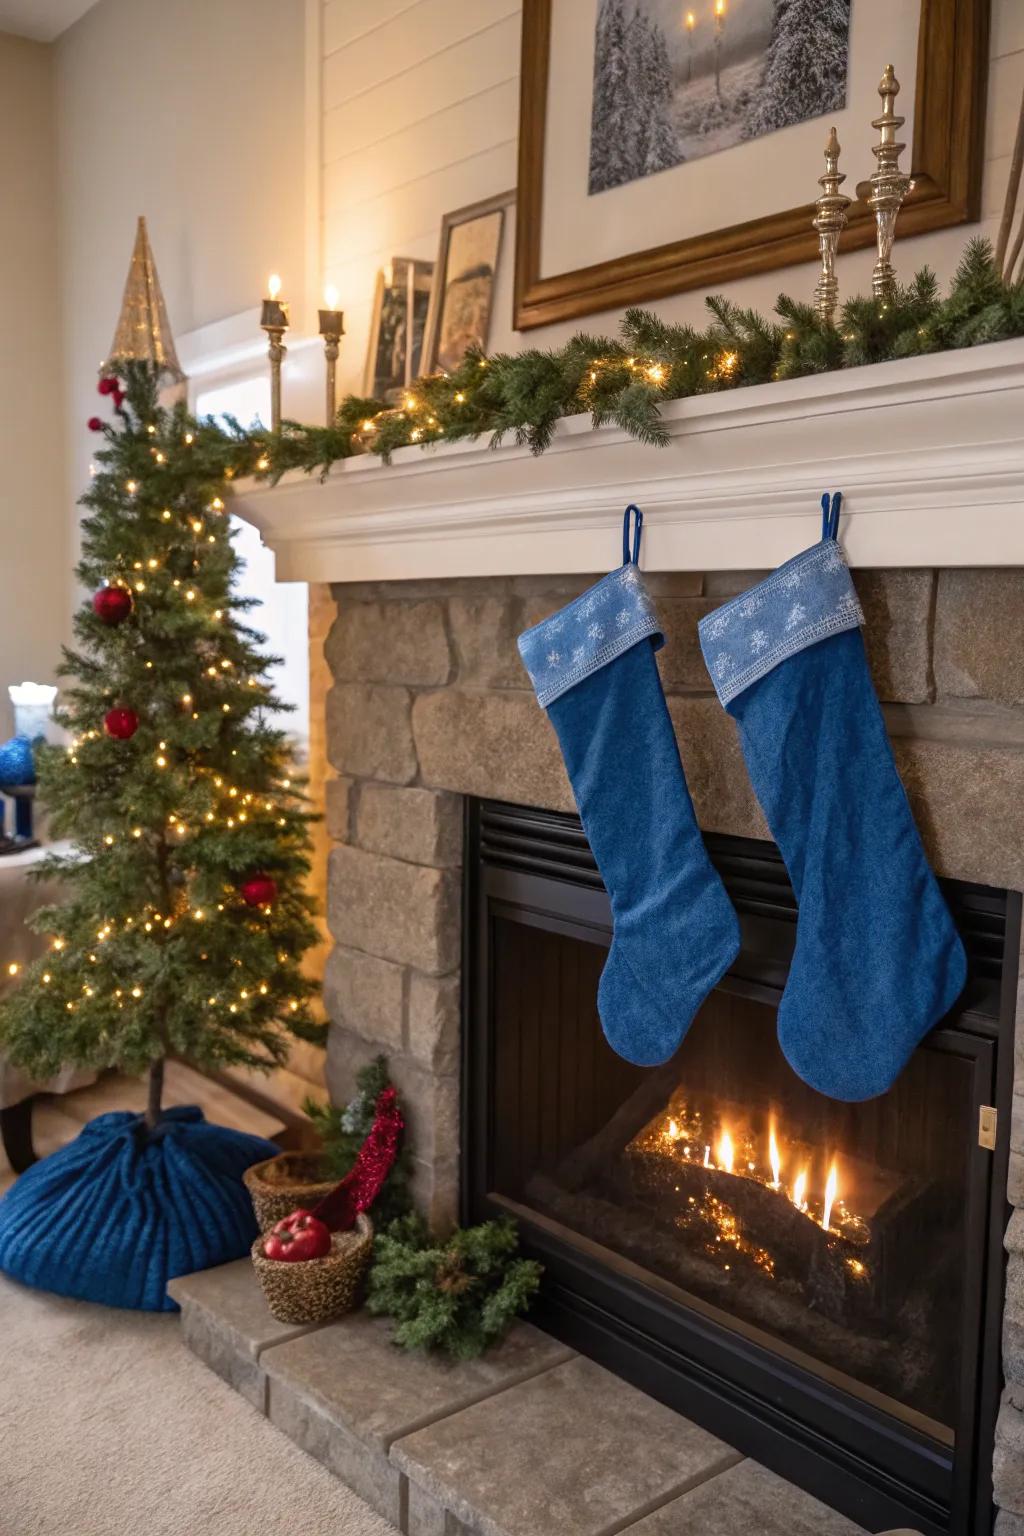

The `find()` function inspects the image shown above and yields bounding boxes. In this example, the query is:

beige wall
[55,0,309,520]
[0,34,67,740]
[319,0,1024,384]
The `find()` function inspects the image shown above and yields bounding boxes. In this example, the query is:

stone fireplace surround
[320,564,1024,1530]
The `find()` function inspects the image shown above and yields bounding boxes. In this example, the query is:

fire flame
[822,1161,838,1232]
[768,1123,781,1188]
[667,1118,679,1141]
[792,1168,808,1212]
[717,1130,735,1175]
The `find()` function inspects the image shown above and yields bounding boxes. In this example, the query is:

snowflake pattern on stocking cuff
[518,563,664,708]
[698,538,864,707]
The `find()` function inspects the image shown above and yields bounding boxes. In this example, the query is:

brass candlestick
[319,288,345,424]
[812,127,851,325]
[260,275,289,431]
[867,66,913,301]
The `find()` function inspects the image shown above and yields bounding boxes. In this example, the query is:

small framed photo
[423,190,515,375]
[364,257,435,399]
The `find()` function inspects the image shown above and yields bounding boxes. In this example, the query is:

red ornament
[87,416,103,432]
[112,390,126,410]
[312,1087,404,1233]
[104,707,139,740]
[97,376,119,396]
[241,873,278,907]
[263,1209,332,1264]
[92,586,133,626]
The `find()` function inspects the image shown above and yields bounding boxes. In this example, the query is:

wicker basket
[251,1215,374,1325]
[244,1153,336,1233]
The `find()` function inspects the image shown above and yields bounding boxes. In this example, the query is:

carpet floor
[0,1273,396,1536]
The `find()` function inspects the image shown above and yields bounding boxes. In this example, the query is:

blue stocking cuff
[697,540,864,706]
[518,566,664,708]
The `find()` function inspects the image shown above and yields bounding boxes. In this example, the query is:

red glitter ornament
[104,707,139,740]
[97,376,119,396]
[92,586,133,626]
[87,416,103,432]
[240,873,278,908]
[312,1088,404,1232]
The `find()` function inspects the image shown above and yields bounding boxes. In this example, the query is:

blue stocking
[519,507,740,1067]
[699,494,966,1101]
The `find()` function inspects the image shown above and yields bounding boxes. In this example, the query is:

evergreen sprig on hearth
[366,1215,543,1360]
[0,362,321,1126]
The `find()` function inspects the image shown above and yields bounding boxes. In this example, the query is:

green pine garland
[366,1214,543,1360]
[253,239,1024,479]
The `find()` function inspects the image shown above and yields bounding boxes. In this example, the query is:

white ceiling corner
[0,0,99,42]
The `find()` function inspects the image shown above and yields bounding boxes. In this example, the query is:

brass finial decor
[104,216,185,382]
[812,127,851,325]
[260,275,290,432]
[867,65,913,301]
[319,286,345,424]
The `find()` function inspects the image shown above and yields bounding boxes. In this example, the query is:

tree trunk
[145,1056,165,1130]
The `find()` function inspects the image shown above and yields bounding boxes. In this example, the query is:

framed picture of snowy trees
[513,0,988,329]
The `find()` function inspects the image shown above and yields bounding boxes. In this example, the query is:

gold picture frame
[514,0,989,329]
[422,190,515,375]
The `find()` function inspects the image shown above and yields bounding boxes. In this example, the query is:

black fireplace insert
[461,799,1022,1536]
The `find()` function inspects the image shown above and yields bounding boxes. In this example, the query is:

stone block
[1007,1211,1024,1255]
[407,1480,471,1536]
[266,1370,404,1526]
[167,1258,320,1412]
[1015,1094,1024,1155]
[449,594,529,689]
[703,571,770,598]
[892,737,1024,889]
[413,688,574,812]
[1011,1153,1024,1210]
[326,599,452,687]
[655,598,719,692]
[994,1392,1024,1514]
[407,971,461,1072]
[387,1057,461,1171]
[356,783,462,868]
[510,574,596,599]
[262,1312,570,1465]
[853,569,935,704]
[639,572,704,597]
[997,1511,1024,1536]
[409,1152,460,1234]
[324,775,353,842]
[326,682,417,785]
[625,1458,866,1535]
[328,844,460,975]
[322,944,405,1050]
[392,1354,738,1536]
[935,571,1024,706]
[668,695,769,840]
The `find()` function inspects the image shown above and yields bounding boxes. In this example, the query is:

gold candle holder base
[319,308,345,425]
[812,126,851,325]
[867,65,913,302]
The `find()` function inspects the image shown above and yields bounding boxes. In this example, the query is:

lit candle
[318,283,346,425]
[259,274,289,432]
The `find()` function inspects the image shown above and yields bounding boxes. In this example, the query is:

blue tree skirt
[0,1106,278,1311]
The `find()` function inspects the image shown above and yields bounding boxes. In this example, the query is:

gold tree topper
[104,216,185,382]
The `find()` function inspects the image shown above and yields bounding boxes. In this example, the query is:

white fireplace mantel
[233,339,1024,581]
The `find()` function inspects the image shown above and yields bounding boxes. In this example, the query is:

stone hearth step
[170,1258,875,1536]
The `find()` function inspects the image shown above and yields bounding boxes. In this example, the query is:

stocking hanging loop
[622,503,644,565]
[821,490,843,541]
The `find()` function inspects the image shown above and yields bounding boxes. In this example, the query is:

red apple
[263,1208,332,1263]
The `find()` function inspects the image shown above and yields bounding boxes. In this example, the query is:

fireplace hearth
[462,799,1022,1536]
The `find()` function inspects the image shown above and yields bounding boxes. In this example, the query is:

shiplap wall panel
[323,13,519,163]
[323,0,421,59]
[324,79,519,208]
[322,0,519,110]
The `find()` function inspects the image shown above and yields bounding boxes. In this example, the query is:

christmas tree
[589,0,681,194]
[0,288,320,1130]
[744,0,851,141]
